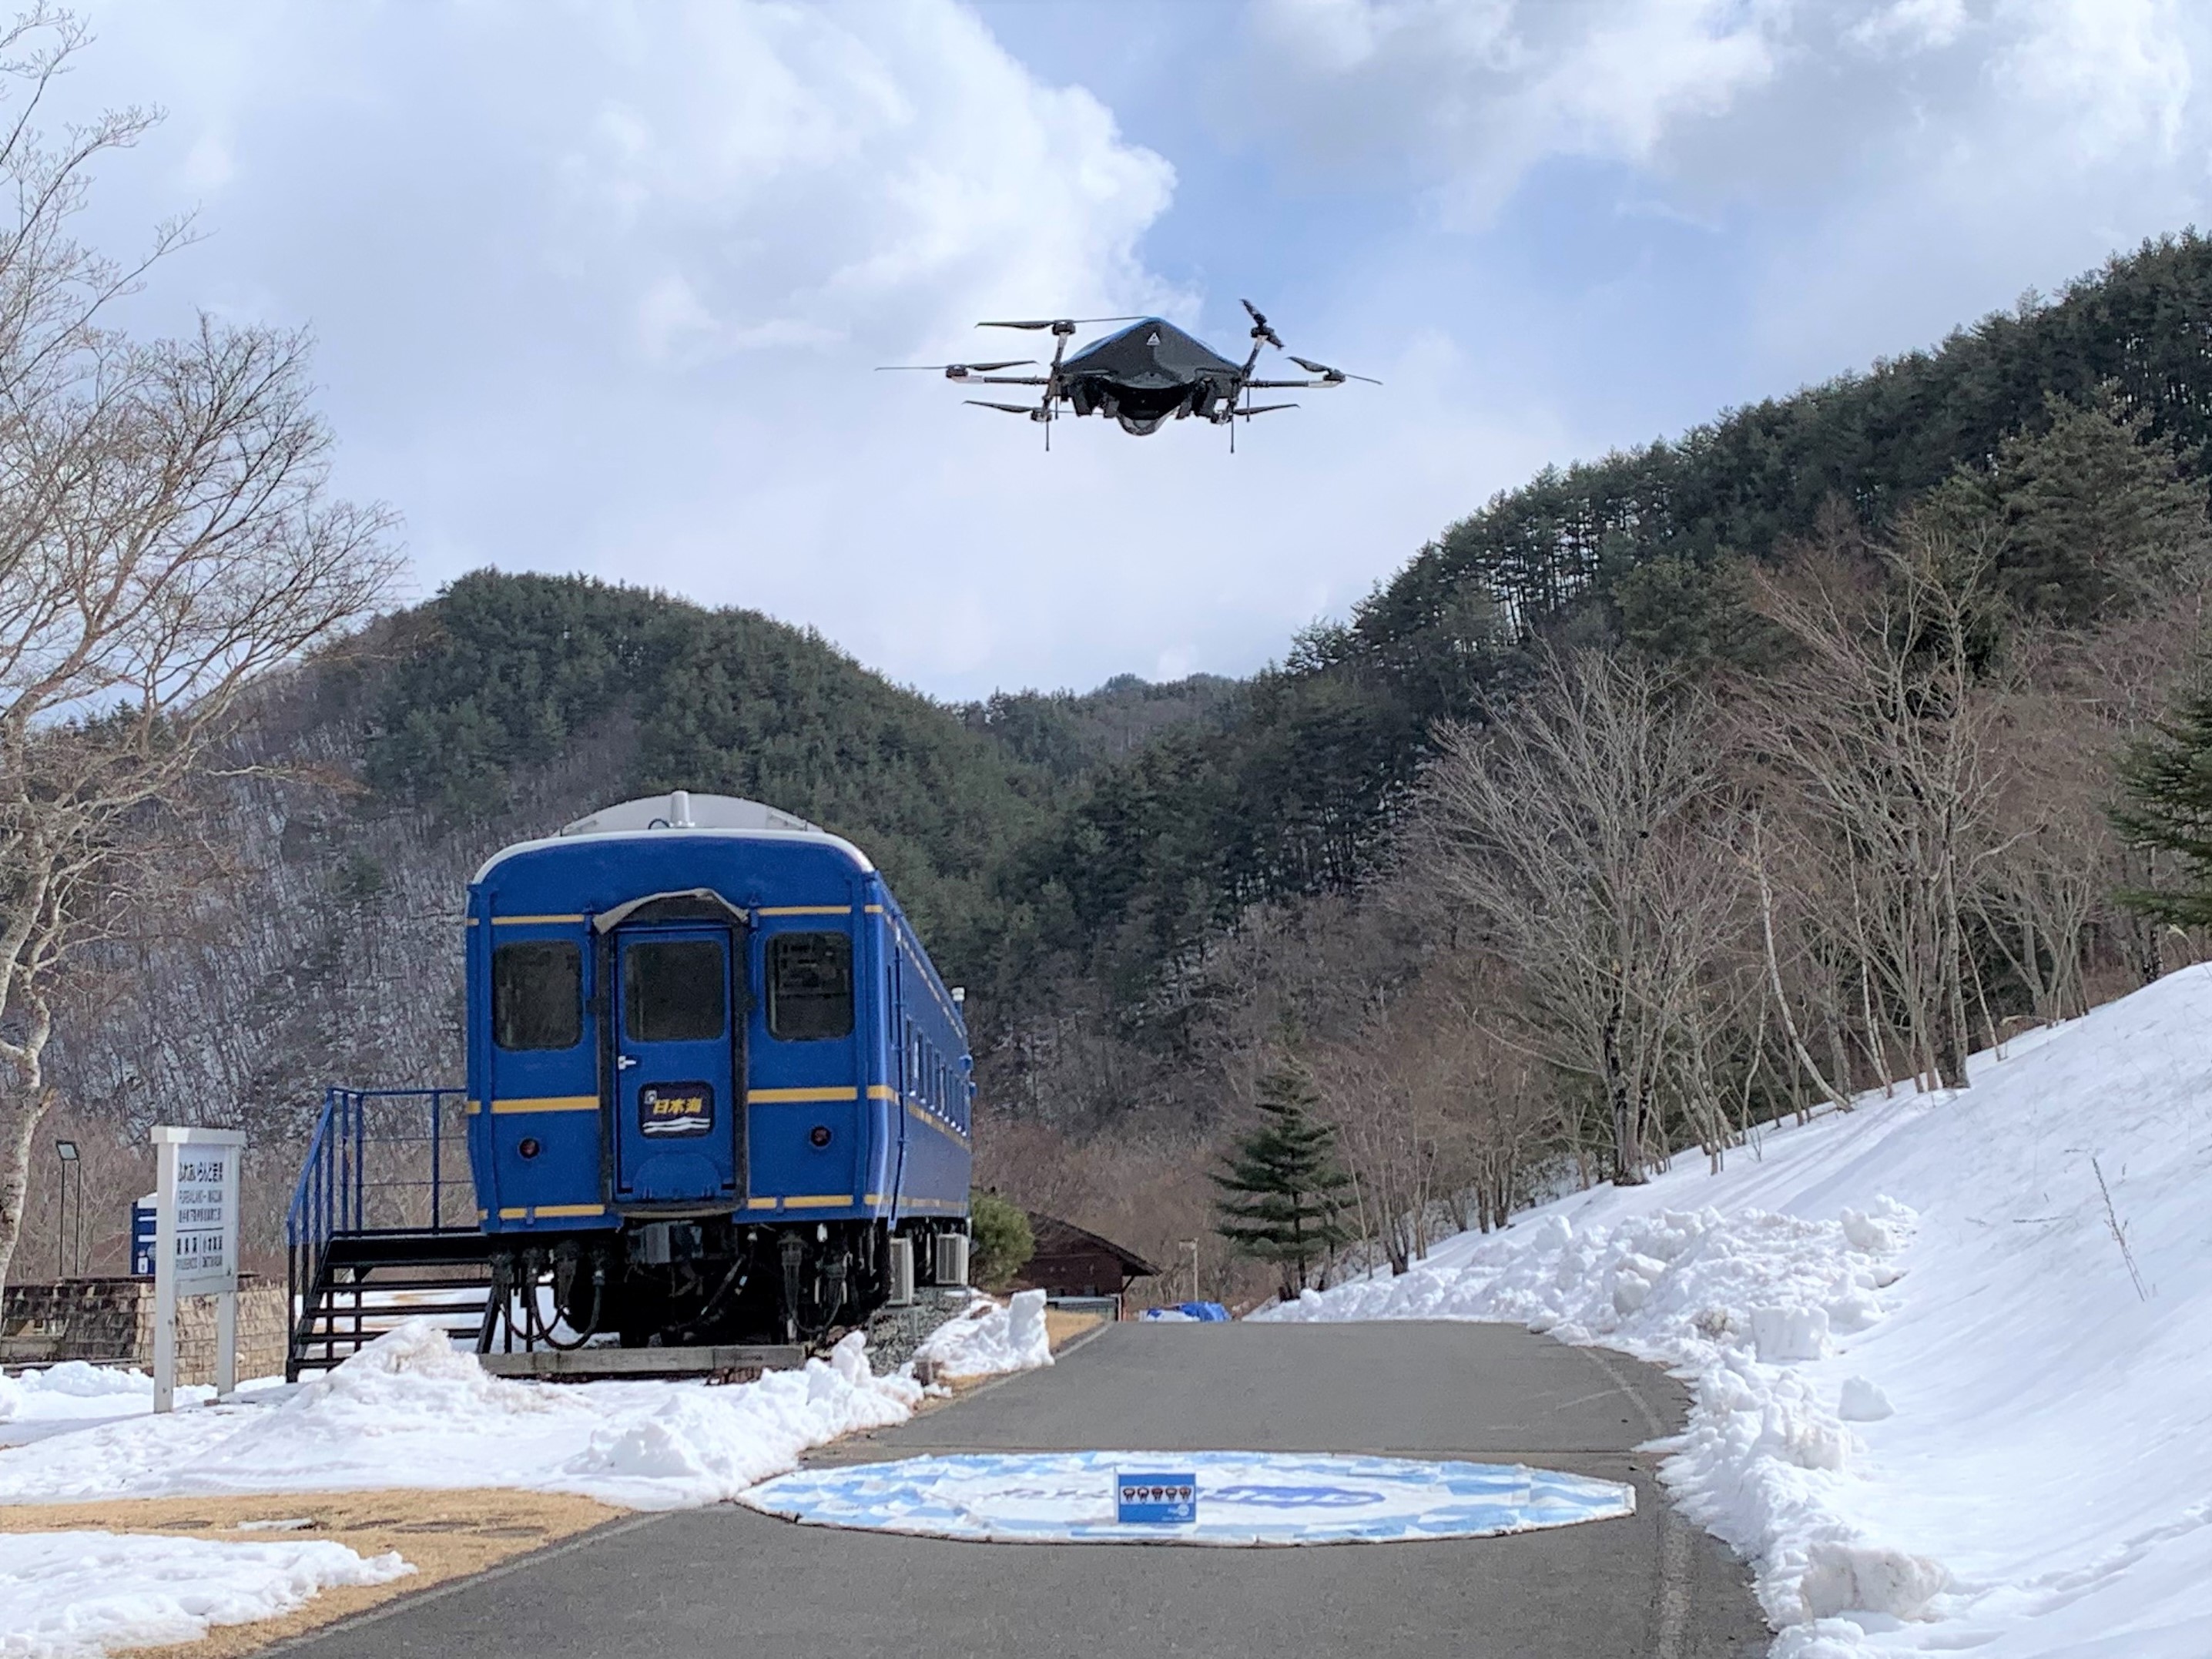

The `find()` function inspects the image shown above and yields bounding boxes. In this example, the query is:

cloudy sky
[47,0,2212,698]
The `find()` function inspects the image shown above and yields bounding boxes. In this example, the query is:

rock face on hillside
[48,638,643,1222]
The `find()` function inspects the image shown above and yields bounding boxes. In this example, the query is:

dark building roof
[1017,1212,1160,1285]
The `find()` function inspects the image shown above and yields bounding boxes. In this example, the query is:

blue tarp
[1142,1301,1231,1322]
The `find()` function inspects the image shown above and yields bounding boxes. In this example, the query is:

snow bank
[0,1322,919,1511]
[0,1292,1060,1513]
[1264,964,2212,1657]
[0,1530,409,1658]
[913,1289,1054,1380]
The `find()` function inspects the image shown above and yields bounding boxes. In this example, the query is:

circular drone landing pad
[738,1451,1635,1546]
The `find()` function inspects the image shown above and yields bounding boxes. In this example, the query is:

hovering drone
[880,300,1378,448]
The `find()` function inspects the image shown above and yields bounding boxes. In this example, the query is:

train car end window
[493,940,582,1051]
[623,939,727,1043]
[768,932,854,1041]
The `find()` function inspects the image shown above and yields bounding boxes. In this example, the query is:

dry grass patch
[0,1488,622,1659]
[1044,1308,1106,1349]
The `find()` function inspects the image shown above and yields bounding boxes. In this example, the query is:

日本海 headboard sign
[151,1125,246,1413]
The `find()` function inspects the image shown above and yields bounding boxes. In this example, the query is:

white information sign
[152,1126,246,1413]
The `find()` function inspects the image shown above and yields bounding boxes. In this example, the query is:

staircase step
[305,1292,491,1309]
[299,1309,488,1325]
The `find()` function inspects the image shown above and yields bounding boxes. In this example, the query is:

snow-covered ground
[0,1364,223,1448]
[0,1296,1055,1513]
[1265,964,2212,1658]
[0,1290,1056,1654]
[0,1531,409,1659]
[0,1322,929,1513]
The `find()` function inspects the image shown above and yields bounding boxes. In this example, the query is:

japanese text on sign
[165,1143,236,1293]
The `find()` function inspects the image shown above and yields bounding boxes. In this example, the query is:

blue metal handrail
[286,1086,470,1369]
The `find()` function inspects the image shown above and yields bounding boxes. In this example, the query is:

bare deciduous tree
[1409,649,1743,1182]
[0,19,401,1289]
[1741,525,2011,1091]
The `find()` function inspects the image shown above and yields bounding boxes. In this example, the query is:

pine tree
[1929,390,2210,623]
[2113,670,2212,927]
[1213,1061,1353,1299]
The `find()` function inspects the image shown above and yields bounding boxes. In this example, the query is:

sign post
[151,1127,245,1412]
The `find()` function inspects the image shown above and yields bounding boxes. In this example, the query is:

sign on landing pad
[742,1450,1634,1546]
[1116,1472,1198,1526]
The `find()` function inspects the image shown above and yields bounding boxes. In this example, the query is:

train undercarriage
[481,1217,969,1352]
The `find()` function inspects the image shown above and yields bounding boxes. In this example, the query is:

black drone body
[881,300,1376,447]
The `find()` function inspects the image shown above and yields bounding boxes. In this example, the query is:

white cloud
[64,0,1382,695]
[1234,0,2212,397]
[1242,0,1794,223]
[1850,0,1968,52]
[526,2,1185,361]
[1995,0,2192,161]
[66,0,2211,705]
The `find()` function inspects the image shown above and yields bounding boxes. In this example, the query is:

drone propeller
[877,360,1036,378]
[1238,403,1299,417]
[976,316,1145,332]
[1288,354,1382,386]
[1241,298,1284,350]
[965,400,1045,417]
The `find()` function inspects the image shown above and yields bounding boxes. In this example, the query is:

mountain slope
[1047,232,2212,995]
[49,231,2212,1230]
[360,569,1062,983]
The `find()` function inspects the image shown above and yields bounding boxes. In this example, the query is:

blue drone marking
[740,1450,1634,1546]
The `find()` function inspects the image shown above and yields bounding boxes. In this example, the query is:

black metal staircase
[284,1085,809,1382]
[286,1088,493,1378]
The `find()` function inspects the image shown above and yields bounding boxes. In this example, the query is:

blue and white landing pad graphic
[739,1451,1634,1546]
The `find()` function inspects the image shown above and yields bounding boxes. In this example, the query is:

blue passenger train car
[464,792,972,1346]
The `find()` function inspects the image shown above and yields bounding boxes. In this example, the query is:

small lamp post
[54,1140,79,1279]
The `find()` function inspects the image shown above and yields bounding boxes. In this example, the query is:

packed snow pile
[1265,964,2212,1658]
[0,1301,1054,1512]
[912,1288,1054,1380]
[0,1530,409,1658]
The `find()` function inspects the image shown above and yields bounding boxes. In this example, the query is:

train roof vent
[558,792,824,836]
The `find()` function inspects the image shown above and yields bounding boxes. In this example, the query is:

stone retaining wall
[1,1276,287,1386]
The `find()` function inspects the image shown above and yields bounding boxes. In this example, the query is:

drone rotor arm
[877,360,1040,380]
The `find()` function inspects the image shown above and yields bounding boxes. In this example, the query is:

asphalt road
[285,1322,1768,1659]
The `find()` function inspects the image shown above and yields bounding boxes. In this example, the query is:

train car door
[611,923,742,1205]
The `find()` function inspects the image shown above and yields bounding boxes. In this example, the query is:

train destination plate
[638,1083,713,1138]
[740,1450,1634,1546]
